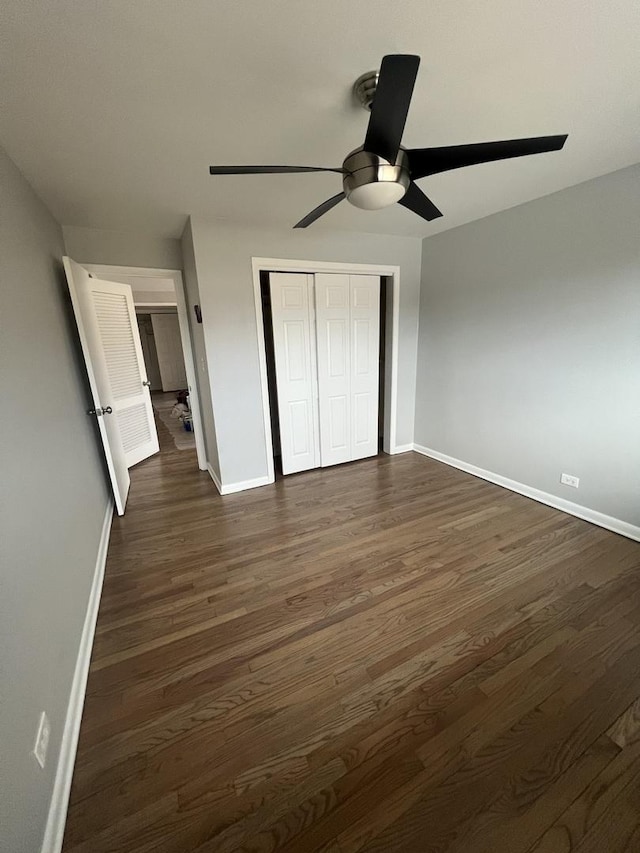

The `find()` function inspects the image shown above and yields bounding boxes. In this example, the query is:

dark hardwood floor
[63,417,640,853]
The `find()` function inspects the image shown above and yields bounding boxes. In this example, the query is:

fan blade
[398,182,443,222]
[293,192,346,228]
[209,165,344,175]
[364,54,420,164]
[407,135,568,179]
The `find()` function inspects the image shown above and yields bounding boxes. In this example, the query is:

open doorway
[258,268,394,477]
[136,308,196,454]
[83,264,207,471]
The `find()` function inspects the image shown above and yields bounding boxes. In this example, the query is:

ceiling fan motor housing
[342,147,411,210]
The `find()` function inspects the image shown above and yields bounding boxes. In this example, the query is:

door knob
[142,380,152,387]
[88,406,113,417]
[103,406,113,414]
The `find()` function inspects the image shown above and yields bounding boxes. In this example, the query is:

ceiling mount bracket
[353,70,379,111]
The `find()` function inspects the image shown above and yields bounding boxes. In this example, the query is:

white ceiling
[1,0,638,239]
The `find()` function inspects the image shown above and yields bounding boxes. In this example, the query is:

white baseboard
[220,475,273,495]
[207,462,223,495]
[412,444,640,543]
[41,499,114,853]
[390,443,414,454]
[207,463,272,495]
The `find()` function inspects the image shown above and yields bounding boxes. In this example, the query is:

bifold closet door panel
[268,273,320,474]
[315,273,380,466]
[315,274,352,467]
[349,275,381,461]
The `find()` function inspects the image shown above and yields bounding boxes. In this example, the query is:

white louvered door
[92,281,159,467]
[63,257,158,515]
[63,257,130,514]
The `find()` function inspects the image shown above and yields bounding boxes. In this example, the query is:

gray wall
[190,219,423,486]
[63,225,183,270]
[181,219,220,478]
[0,149,110,851]
[415,165,640,526]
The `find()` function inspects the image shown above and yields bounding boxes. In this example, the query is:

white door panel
[269,273,319,474]
[349,275,380,460]
[64,257,160,506]
[315,274,351,467]
[92,283,159,468]
[63,257,130,514]
[316,273,380,466]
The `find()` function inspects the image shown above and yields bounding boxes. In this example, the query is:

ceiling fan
[209,54,568,228]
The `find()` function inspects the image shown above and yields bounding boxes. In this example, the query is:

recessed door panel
[289,400,312,456]
[352,286,372,309]
[327,319,348,378]
[283,321,306,382]
[325,285,348,309]
[353,392,371,446]
[353,318,371,376]
[328,395,348,451]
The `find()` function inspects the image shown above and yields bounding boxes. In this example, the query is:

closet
[268,271,381,475]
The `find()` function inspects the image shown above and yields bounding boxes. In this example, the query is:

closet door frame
[252,258,403,485]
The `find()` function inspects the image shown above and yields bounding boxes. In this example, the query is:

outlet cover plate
[33,711,50,769]
[561,473,580,488]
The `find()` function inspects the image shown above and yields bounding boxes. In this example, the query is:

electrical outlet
[561,473,579,489]
[33,711,50,769]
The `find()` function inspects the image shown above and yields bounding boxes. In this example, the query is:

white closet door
[151,312,188,391]
[349,275,381,460]
[269,273,319,474]
[316,273,380,466]
[315,274,352,467]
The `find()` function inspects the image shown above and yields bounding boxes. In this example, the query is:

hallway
[63,432,640,852]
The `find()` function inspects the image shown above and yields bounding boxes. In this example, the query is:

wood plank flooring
[63,418,640,853]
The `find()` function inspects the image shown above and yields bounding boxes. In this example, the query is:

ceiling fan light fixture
[342,146,410,210]
[346,180,407,210]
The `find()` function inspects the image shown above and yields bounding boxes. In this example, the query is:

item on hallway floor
[171,402,193,433]
[171,402,189,419]
[152,393,196,451]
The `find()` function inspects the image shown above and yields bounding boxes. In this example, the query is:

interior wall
[189,219,423,487]
[415,164,640,527]
[151,311,188,391]
[181,218,220,478]
[136,314,163,391]
[0,147,111,852]
[62,225,183,270]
